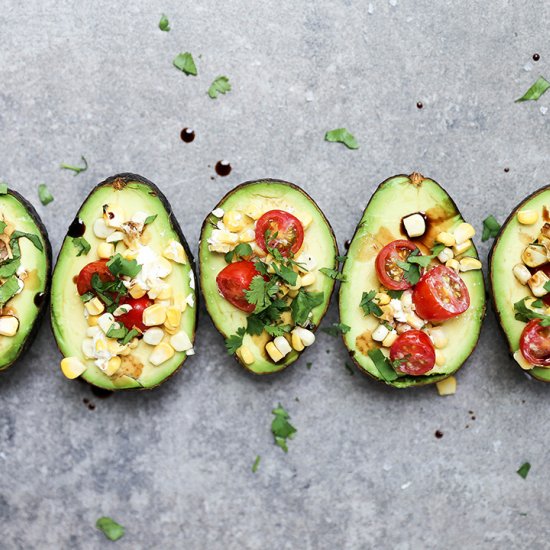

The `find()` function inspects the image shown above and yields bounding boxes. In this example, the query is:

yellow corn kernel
[239,228,256,243]
[172,292,188,313]
[157,257,173,278]
[453,240,472,256]
[435,349,446,367]
[287,289,299,299]
[375,292,391,306]
[514,350,534,371]
[162,240,186,264]
[454,223,476,245]
[265,341,284,363]
[429,327,448,349]
[291,332,305,352]
[104,356,122,376]
[301,272,316,287]
[445,258,460,272]
[95,339,107,352]
[278,285,289,297]
[223,210,247,232]
[143,304,167,326]
[60,357,87,379]
[149,342,175,366]
[164,305,182,329]
[459,257,482,272]
[381,330,398,348]
[435,231,456,247]
[157,285,172,300]
[237,345,255,365]
[107,339,124,355]
[436,376,456,396]
[517,209,539,225]
[97,242,115,259]
[0,316,22,337]
[244,203,264,220]
[129,283,147,299]
[85,297,104,316]
[122,248,138,261]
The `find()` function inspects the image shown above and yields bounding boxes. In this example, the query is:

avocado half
[51,173,198,390]
[339,173,486,388]
[0,189,51,371]
[489,184,550,382]
[199,179,338,374]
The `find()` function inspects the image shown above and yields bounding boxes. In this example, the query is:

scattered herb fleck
[321,322,350,337]
[360,290,383,317]
[271,403,296,452]
[208,76,231,99]
[482,215,501,242]
[159,14,170,31]
[517,462,531,479]
[225,327,246,354]
[72,237,91,257]
[515,76,550,102]
[60,156,88,175]
[96,517,125,541]
[324,128,359,149]
[252,455,261,473]
[319,267,345,281]
[38,183,53,205]
[173,52,197,76]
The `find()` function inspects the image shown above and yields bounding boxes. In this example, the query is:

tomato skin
[389,330,436,376]
[520,319,550,366]
[76,259,115,295]
[375,240,419,290]
[255,210,304,257]
[412,265,470,322]
[216,260,263,313]
[116,297,153,332]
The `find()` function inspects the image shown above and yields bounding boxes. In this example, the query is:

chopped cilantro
[107,253,141,278]
[60,156,88,175]
[11,230,43,252]
[431,243,446,256]
[72,237,91,257]
[225,327,246,354]
[515,76,550,102]
[208,76,231,99]
[360,290,383,317]
[271,262,298,286]
[319,267,345,281]
[144,214,157,225]
[545,280,550,293]
[96,517,125,541]
[225,243,252,263]
[106,323,128,340]
[80,291,94,303]
[396,249,424,285]
[306,362,312,370]
[264,324,291,337]
[252,455,261,473]
[244,276,279,313]
[387,289,404,299]
[159,13,170,31]
[290,289,324,325]
[271,403,296,452]
[173,52,197,76]
[368,348,399,381]
[335,254,347,262]
[321,322,350,337]
[514,297,550,326]
[517,462,531,479]
[482,215,501,242]
[324,128,359,150]
[0,276,20,307]
[38,183,53,205]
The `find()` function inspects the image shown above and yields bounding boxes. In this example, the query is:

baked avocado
[489,185,550,381]
[51,173,197,390]
[0,187,51,371]
[199,179,338,374]
[339,173,486,388]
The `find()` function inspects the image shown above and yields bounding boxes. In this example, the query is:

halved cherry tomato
[76,259,115,295]
[116,296,153,332]
[375,240,419,290]
[520,319,550,367]
[216,260,263,313]
[255,210,304,257]
[389,330,436,376]
[413,265,470,322]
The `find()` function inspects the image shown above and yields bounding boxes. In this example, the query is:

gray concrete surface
[0,1,549,548]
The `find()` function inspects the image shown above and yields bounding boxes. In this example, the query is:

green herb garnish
[360,290,383,317]
[271,403,296,452]
[72,237,91,257]
[0,276,20,307]
[0,183,7,194]
[252,455,261,473]
[173,52,197,76]
[80,291,94,303]
[144,214,157,225]
[367,348,399,382]
[225,327,246,354]
[387,289,404,299]
[515,76,550,102]
[514,297,550,326]
[324,128,359,150]
[38,183,53,205]
[225,243,252,263]
[208,76,231,99]
[321,322,350,337]
[107,253,141,278]
[290,289,324,325]
[159,13,170,31]
[11,230,43,252]
[517,462,531,479]
[60,156,88,175]
[431,243,446,256]
[482,215,501,242]
[319,267,345,281]
[96,517,125,541]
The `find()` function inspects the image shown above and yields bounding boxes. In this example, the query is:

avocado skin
[0,189,52,372]
[489,184,550,383]
[340,173,486,388]
[199,178,339,375]
[50,172,198,391]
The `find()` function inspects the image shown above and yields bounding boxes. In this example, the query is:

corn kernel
[273,336,292,357]
[93,218,114,239]
[237,345,255,365]
[97,242,115,259]
[406,312,425,330]
[129,283,147,299]
[85,297,105,316]
[97,313,115,334]
[454,222,476,245]
[436,376,456,396]
[453,239,472,256]
[446,258,460,272]
[0,316,19,336]
[170,331,193,352]
[157,257,173,278]
[291,332,305,352]
[122,248,138,261]
[437,247,454,264]
[163,240,186,264]
[459,257,482,272]
[382,330,398,348]
[82,339,95,359]
[435,231,456,247]
[514,349,534,370]
[143,304,167,326]
[103,204,124,228]
[372,324,390,342]
[517,209,539,225]
[149,342,175,366]
[165,305,182,330]
[301,272,317,287]
[435,349,446,367]
[103,356,121,376]
[106,231,124,243]
[429,327,448,349]
[288,275,302,291]
[513,264,531,285]
[265,341,284,363]
[172,292,188,313]
[375,292,391,306]
[292,327,315,346]
[522,244,548,268]
[287,289,299,298]
[60,357,87,379]
[239,228,256,243]
[223,210,247,232]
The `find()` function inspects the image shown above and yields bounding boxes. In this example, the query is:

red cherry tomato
[255,210,304,257]
[520,319,550,366]
[216,260,263,313]
[412,265,470,322]
[116,296,153,332]
[375,240,419,290]
[389,330,436,376]
[76,259,115,295]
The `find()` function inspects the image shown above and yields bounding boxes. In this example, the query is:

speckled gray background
[1,1,549,549]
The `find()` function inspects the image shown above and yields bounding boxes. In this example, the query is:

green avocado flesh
[0,192,49,371]
[199,179,338,374]
[51,176,196,390]
[339,174,486,388]
[490,186,550,382]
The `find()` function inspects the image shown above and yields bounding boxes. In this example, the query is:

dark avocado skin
[0,189,52,372]
[199,178,339,375]
[489,184,550,383]
[51,172,198,391]
[341,172,486,388]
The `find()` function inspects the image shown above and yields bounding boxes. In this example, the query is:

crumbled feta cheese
[212,208,224,218]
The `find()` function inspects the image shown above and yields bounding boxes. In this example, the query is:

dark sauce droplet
[344,240,351,250]
[91,386,114,399]
[215,160,232,176]
[533,53,540,62]
[435,430,444,439]
[504,167,510,173]
[88,403,96,411]
[180,128,195,143]
[34,292,45,308]
[68,217,86,238]
[416,101,423,109]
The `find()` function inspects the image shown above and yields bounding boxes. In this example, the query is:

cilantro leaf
[252,455,261,473]
[291,289,324,325]
[321,322,350,337]
[173,52,197,76]
[387,289,404,299]
[246,314,265,336]
[0,275,20,307]
[319,267,345,281]
[515,76,550,102]
[225,243,252,264]
[60,156,88,175]
[106,323,128,340]
[80,291,94,303]
[272,262,298,286]
[335,254,347,262]
[514,297,550,325]
[12,230,43,252]
[396,249,423,285]
[208,76,231,99]
[367,348,399,381]
[324,128,359,149]
[72,237,90,257]
[271,403,296,453]
[225,327,246,354]
[121,328,140,346]
[264,324,291,337]
[431,243,446,256]
[545,280,550,293]
[144,214,157,225]
[360,290,383,317]
[245,276,279,313]
[107,253,141,278]
[482,215,501,242]
[159,13,170,31]
[96,517,125,541]
[0,183,7,194]
[38,183,53,205]
[517,462,531,479]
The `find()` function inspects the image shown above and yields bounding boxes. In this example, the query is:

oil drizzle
[180,128,195,143]
[215,160,232,176]
[68,217,86,238]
